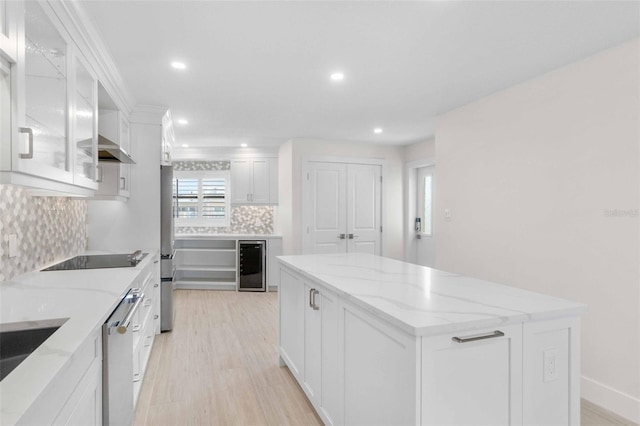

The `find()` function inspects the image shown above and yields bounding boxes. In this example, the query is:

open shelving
[173,238,238,290]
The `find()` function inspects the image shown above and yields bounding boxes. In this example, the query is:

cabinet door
[319,286,339,425]
[18,1,73,183]
[421,324,523,425]
[231,159,252,203]
[269,157,279,204]
[251,159,270,203]
[118,117,130,197]
[73,54,97,188]
[304,282,322,400]
[0,57,10,166]
[279,268,305,378]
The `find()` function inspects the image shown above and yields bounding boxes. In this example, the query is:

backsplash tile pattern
[173,160,230,171]
[0,185,87,282]
[172,160,274,235]
[176,205,274,235]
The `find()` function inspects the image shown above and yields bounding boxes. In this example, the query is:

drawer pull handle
[452,330,504,343]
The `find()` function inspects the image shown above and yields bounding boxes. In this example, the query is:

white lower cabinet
[278,269,344,426]
[279,263,580,426]
[421,324,523,425]
[19,329,102,425]
[53,359,102,426]
[279,268,305,378]
[303,282,339,426]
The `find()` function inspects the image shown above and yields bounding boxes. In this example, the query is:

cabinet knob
[154,314,159,320]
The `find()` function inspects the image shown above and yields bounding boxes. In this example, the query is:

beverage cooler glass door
[238,241,266,291]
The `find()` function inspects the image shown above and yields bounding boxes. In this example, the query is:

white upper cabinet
[230,157,278,205]
[0,0,99,196]
[73,54,98,188]
[95,108,131,200]
[161,110,174,166]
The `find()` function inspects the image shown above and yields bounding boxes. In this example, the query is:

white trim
[581,375,640,424]
[403,157,436,264]
[130,105,168,125]
[52,1,136,114]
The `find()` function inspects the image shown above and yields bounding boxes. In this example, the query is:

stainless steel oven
[102,288,144,426]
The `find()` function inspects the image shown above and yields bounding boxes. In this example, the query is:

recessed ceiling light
[171,61,186,70]
[240,143,248,148]
[181,144,189,148]
[330,72,345,81]
[374,128,383,134]
[177,119,188,125]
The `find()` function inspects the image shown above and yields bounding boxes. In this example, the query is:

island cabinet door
[340,301,420,426]
[279,268,305,379]
[421,324,523,426]
[303,282,339,426]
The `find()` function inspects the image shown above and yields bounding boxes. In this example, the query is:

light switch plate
[444,208,453,222]
[9,234,18,258]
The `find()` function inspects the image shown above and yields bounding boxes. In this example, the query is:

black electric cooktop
[42,252,148,271]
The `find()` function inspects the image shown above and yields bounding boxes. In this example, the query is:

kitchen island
[278,253,586,426]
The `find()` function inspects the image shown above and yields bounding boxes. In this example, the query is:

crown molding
[131,105,169,125]
[50,1,137,115]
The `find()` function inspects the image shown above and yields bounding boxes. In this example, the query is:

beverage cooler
[238,241,266,291]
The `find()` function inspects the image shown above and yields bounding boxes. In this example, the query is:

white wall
[278,139,404,259]
[435,39,639,422]
[88,119,162,252]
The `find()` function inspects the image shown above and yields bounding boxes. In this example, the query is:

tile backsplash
[173,160,274,235]
[0,185,87,282]
[176,205,274,235]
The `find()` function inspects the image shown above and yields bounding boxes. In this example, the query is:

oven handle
[117,293,145,334]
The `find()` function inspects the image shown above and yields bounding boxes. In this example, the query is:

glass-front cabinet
[0,0,98,195]
[22,0,69,179]
[74,55,98,186]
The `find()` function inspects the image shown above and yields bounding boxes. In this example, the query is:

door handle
[311,289,320,310]
[120,177,126,190]
[348,234,359,239]
[19,127,34,159]
[338,233,346,239]
[309,288,314,309]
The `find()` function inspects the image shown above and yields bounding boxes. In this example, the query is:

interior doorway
[302,161,382,255]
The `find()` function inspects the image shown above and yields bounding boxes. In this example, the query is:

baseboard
[581,375,640,424]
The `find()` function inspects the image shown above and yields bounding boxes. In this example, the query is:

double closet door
[303,162,381,255]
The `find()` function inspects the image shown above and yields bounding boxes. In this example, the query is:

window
[173,171,230,227]
[420,173,433,236]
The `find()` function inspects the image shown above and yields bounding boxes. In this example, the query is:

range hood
[97,135,135,164]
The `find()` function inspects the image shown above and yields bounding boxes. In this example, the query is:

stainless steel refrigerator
[160,165,175,331]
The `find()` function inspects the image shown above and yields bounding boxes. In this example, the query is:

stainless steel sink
[0,318,69,381]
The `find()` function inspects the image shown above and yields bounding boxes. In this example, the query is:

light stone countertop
[0,249,158,426]
[278,253,587,337]
[174,234,282,239]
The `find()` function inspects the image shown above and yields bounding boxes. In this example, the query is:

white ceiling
[79,1,639,148]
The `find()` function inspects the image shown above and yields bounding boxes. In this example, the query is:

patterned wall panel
[173,160,230,171]
[0,185,87,282]
[175,205,274,235]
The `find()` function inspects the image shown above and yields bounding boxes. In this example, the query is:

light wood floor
[135,290,635,426]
